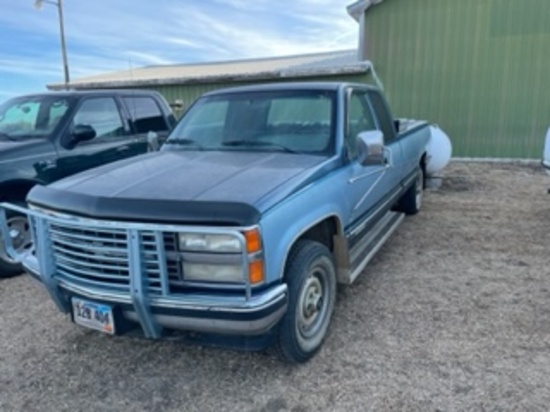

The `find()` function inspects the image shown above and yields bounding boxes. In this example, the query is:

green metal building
[348,0,550,158]
[49,0,549,158]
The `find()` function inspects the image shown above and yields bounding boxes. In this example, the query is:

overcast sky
[0,0,358,102]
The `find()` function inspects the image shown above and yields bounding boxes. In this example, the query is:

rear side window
[367,91,396,142]
[124,97,168,133]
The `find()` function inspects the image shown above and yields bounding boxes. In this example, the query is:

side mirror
[66,124,96,148]
[357,130,385,166]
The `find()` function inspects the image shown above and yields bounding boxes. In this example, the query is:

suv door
[56,96,144,178]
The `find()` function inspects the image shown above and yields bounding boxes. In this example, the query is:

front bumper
[3,203,288,339]
[23,252,287,337]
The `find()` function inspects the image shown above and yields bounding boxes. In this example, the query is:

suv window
[73,98,126,138]
[124,97,168,133]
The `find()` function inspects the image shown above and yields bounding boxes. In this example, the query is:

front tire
[276,240,337,363]
[0,208,32,278]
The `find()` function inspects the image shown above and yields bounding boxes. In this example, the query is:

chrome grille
[163,233,183,290]
[50,224,165,295]
[140,232,164,295]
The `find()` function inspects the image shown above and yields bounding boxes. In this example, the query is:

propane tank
[425,125,452,176]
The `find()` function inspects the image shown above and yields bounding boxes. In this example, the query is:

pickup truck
[1,82,431,363]
[0,90,176,276]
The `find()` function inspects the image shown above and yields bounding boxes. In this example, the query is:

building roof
[48,50,371,91]
[347,0,387,22]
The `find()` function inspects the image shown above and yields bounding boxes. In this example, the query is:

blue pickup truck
[1,82,431,363]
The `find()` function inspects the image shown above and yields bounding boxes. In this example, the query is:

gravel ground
[1,161,549,412]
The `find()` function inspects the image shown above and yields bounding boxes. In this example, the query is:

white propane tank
[425,125,452,176]
[543,127,550,174]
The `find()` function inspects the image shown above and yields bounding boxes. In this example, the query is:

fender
[260,169,349,284]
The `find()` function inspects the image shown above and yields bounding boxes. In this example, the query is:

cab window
[367,91,396,142]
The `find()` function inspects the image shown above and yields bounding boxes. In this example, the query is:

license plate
[72,298,115,335]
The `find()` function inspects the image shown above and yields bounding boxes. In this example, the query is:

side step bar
[346,211,405,285]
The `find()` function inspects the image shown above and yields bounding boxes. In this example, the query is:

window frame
[123,95,170,134]
[70,96,129,143]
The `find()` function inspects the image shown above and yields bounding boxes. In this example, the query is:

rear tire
[397,166,424,215]
[276,240,336,363]
[0,207,32,278]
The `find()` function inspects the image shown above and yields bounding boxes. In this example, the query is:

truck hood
[28,151,339,226]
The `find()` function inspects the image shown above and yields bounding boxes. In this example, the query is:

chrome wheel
[297,272,328,345]
[0,214,32,264]
[277,240,336,362]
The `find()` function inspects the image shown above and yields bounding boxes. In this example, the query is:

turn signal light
[244,229,261,254]
[248,260,264,284]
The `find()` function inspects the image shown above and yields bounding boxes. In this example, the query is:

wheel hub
[0,215,32,263]
[9,224,26,249]
[10,228,22,242]
[300,276,323,329]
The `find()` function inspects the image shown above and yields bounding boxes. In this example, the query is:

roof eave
[346,0,385,22]
[47,63,372,91]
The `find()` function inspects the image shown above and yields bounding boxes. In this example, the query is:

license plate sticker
[72,298,115,335]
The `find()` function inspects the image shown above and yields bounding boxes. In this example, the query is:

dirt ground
[1,161,549,412]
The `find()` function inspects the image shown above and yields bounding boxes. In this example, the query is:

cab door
[344,88,403,229]
[366,90,404,189]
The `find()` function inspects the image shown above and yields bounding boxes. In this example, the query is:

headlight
[183,263,243,283]
[178,233,242,253]
[177,229,264,285]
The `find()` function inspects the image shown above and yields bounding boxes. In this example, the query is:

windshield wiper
[223,139,298,154]
[164,138,204,150]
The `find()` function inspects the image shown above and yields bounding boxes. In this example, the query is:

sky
[0,0,358,102]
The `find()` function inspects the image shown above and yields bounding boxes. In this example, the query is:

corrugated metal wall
[365,0,550,158]
[143,73,371,118]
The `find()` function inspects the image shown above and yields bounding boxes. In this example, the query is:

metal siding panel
[366,0,550,158]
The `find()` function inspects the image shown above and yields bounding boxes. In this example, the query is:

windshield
[0,95,73,140]
[163,89,336,155]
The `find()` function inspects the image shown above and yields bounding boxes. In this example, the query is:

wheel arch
[281,215,347,281]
